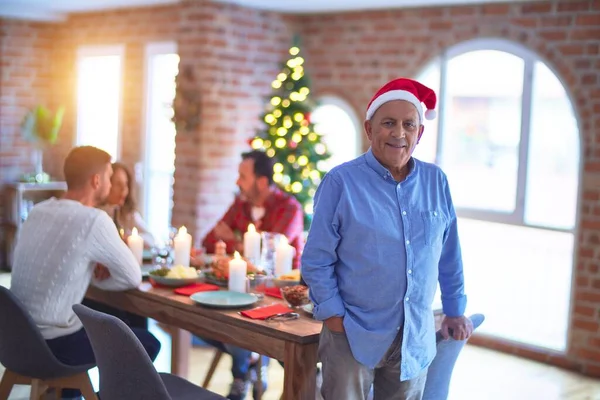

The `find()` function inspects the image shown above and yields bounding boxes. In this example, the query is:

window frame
[425,38,581,234]
[313,95,363,167]
[75,44,125,161]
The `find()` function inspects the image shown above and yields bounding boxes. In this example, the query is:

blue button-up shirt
[301,148,467,381]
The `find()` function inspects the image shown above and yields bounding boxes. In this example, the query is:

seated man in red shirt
[201,150,304,400]
[203,149,304,268]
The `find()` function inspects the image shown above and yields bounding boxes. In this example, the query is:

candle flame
[179,226,187,235]
[247,223,256,233]
[132,227,139,236]
[233,251,241,260]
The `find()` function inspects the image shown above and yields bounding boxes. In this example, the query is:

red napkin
[255,285,283,299]
[240,303,294,320]
[174,283,220,296]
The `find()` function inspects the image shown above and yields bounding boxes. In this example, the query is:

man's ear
[257,175,269,190]
[91,173,100,189]
[364,120,373,141]
[417,125,425,144]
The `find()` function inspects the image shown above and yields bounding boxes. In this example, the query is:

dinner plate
[190,291,259,309]
[302,303,314,315]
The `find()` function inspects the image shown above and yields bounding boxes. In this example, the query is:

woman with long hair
[101,162,155,248]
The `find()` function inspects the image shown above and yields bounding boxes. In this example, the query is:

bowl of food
[149,265,202,287]
[280,285,310,308]
[273,270,301,288]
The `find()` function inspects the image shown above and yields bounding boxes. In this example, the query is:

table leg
[282,341,318,400]
[170,328,191,379]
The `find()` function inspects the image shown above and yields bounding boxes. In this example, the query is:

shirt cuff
[442,295,467,317]
[312,293,346,321]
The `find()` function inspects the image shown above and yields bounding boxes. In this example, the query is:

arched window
[312,96,362,170]
[416,39,580,351]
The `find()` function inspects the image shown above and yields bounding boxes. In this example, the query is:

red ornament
[289,141,298,149]
[305,112,311,123]
[247,137,254,146]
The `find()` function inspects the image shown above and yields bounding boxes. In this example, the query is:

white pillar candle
[243,223,261,261]
[228,251,247,293]
[274,236,295,277]
[127,227,144,266]
[173,226,192,267]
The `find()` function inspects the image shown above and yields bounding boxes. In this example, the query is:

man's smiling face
[364,100,424,174]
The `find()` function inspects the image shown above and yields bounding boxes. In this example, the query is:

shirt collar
[365,147,417,182]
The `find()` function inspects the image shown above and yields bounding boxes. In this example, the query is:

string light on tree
[249,39,330,228]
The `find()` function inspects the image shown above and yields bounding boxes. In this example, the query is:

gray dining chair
[72,304,225,400]
[366,313,485,400]
[0,286,97,400]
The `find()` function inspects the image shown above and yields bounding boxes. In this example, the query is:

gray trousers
[319,325,427,400]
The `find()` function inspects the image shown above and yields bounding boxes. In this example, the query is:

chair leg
[0,369,21,400]
[29,379,48,400]
[254,357,263,400]
[202,350,224,388]
[43,372,97,400]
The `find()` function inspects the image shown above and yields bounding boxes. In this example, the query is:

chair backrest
[422,313,486,400]
[0,286,78,379]
[73,304,172,400]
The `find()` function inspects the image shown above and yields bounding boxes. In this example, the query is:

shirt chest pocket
[421,210,447,247]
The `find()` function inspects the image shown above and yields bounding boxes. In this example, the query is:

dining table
[85,281,322,400]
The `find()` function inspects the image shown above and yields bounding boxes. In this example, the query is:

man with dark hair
[11,146,161,400]
[201,149,304,400]
[203,149,304,267]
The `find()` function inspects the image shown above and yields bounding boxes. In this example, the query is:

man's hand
[324,316,345,334]
[213,221,236,241]
[94,264,111,281]
[441,315,473,341]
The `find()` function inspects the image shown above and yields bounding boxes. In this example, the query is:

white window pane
[144,49,179,241]
[525,62,579,230]
[412,59,440,164]
[461,218,573,351]
[76,54,122,159]
[441,50,524,213]
[312,100,360,170]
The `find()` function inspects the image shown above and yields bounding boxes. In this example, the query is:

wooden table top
[88,283,323,344]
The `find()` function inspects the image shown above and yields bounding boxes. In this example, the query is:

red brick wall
[298,0,600,376]
[0,19,56,264]
[173,1,295,239]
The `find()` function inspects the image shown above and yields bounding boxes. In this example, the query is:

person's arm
[270,200,304,245]
[86,212,142,291]
[202,202,239,253]
[301,173,345,321]
[133,211,155,249]
[438,173,467,318]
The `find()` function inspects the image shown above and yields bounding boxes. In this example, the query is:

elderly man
[302,78,473,400]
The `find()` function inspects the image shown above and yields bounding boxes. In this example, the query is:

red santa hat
[365,78,437,122]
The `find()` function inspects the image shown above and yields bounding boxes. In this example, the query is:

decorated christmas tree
[250,43,330,228]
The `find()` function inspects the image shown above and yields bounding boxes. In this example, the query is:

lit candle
[127,227,144,266]
[274,236,295,277]
[228,251,247,293]
[173,226,192,267]
[243,223,261,262]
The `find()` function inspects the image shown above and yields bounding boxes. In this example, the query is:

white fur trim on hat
[365,90,423,122]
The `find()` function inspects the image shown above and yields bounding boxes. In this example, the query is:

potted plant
[20,105,64,183]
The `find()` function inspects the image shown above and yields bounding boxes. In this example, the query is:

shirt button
[397,327,401,331]
[402,211,407,216]
[405,297,410,302]
[406,240,410,245]
[408,269,412,274]
[434,211,438,216]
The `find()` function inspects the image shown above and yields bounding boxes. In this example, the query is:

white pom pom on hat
[365,78,438,122]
